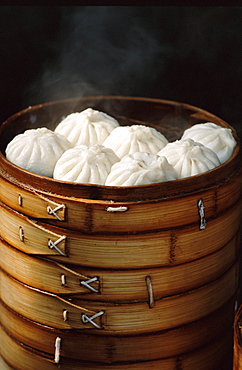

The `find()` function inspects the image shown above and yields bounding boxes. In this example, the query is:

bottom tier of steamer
[0,308,235,370]
[0,293,236,370]
[0,239,240,369]
[0,331,234,370]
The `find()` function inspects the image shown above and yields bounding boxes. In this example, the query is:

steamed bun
[105,152,178,186]
[181,122,236,164]
[158,138,221,179]
[5,127,71,177]
[53,144,119,185]
[103,125,168,158]
[54,108,119,147]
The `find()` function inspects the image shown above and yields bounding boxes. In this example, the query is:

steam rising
[29,7,168,103]
[19,6,241,139]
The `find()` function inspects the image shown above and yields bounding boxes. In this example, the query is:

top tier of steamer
[0,96,241,236]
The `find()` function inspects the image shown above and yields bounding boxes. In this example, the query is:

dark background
[0,6,242,139]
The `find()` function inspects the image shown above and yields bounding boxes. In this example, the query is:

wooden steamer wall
[234,305,242,369]
[0,97,241,369]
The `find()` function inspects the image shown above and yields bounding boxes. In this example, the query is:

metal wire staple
[54,337,62,364]
[197,199,206,230]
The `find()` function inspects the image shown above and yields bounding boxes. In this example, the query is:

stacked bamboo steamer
[234,304,242,369]
[0,97,242,370]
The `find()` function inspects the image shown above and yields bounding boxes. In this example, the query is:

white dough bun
[103,125,168,158]
[54,108,119,147]
[53,144,119,185]
[181,122,236,164]
[105,151,177,186]
[5,127,72,177]
[158,138,221,179]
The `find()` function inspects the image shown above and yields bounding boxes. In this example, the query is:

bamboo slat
[0,235,239,300]
[0,200,241,268]
[0,166,241,233]
[0,323,233,369]
[0,297,235,363]
[1,263,238,333]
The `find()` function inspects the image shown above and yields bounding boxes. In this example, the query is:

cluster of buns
[5,108,237,187]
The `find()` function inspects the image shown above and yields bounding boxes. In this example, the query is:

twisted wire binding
[47,204,65,221]
[82,311,104,329]
[80,277,99,293]
[48,235,66,256]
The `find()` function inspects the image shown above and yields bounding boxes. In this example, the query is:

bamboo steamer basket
[0,96,242,369]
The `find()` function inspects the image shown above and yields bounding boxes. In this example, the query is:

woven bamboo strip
[0,200,241,268]
[0,167,241,233]
[0,297,235,362]
[0,263,238,333]
[0,235,239,300]
[0,323,233,369]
